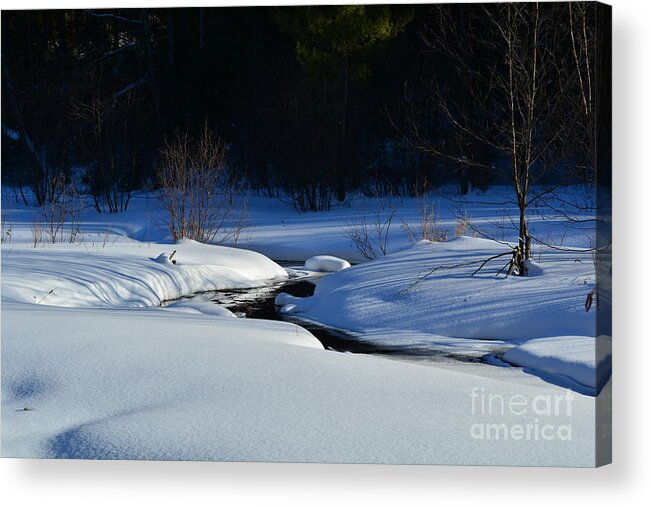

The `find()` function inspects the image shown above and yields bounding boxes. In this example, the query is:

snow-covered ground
[278,238,596,341]
[1,185,597,262]
[501,335,612,395]
[234,186,598,263]
[2,302,601,465]
[1,238,287,308]
[275,237,609,394]
[1,186,609,464]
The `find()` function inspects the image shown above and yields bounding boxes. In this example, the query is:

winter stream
[167,263,508,367]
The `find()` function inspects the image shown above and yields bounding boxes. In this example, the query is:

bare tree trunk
[337,55,349,202]
[199,8,206,57]
[141,9,161,124]
[395,3,567,276]
[167,10,175,68]
[2,60,49,205]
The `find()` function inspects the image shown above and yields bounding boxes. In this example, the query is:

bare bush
[1,214,12,243]
[38,174,83,244]
[31,219,43,247]
[455,213,472,237]
[403,198,447,243]
[70,91,142,213]
[155,126,246,244]
[287,184,333,212]
[343,201,396,260]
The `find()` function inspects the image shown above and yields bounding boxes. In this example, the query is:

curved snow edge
[1,241,288,309]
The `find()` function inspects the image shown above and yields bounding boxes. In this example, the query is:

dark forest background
[2,4,603,213]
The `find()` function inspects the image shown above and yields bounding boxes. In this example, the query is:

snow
[276,237,608,394]
[1,238,287,308]
[274,292,303,307]
[501,335,612,395]
[1,123,20,140]
[162,301,238,318]
[230,186,598,263]
[1,185,607,464]
[2,303,598,465]
[1,185,596,263]
[304,255,351,272]
[523,259,546,277]
[153,252,175,265]
[278,237,596,341]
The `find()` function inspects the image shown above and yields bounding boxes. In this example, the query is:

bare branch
[84,10,143,25]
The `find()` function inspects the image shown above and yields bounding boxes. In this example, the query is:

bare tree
[567,1,595,183]
[398,3,573,275]
[1,52,71,207]
[70,89,142,213]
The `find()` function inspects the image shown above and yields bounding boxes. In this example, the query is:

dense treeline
[2,4,600,212]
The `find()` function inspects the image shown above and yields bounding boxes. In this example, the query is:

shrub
[155,126,245,244]
[455,212,472,237]
[403,198,447,243]
[34,173,83,245]
[343,201,395,260]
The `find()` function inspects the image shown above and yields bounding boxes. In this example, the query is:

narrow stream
[169,264,505,366]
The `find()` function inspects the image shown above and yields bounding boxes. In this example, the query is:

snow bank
[1,186,598,263]
[304,255,351,272]
[277,237,607,394]
[501,336,612,394]
[1,303,597,465]
[1,240,287,308]
[279,237,596,342]
[162,301,238,318]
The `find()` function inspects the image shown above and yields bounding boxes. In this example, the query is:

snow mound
[2,242,288,308]
[153,252,175,265]
[304,255,351,272]
[274,292,303,307]
[162,301,237,318]
[523,259,545,277]
[281,238,596,341]
[502,336,612,393]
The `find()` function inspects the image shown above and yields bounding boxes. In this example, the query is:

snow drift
[304,255,351,272]
[278,237,597,341]
[2,303,598,465]
[277,237,606,393]
[501,335,612,394]
[1,239,287,308]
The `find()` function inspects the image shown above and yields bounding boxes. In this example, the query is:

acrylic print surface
[1,3,611,466]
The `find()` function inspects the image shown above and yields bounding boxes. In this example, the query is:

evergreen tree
[274,5,412,201]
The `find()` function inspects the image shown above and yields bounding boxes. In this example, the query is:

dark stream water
[171,266,496,365]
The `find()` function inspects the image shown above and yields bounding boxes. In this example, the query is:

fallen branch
[400,247,518,294]
[35,289,55,305]
[470,250,515,276]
